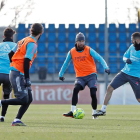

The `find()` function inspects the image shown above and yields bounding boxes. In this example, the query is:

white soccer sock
[92,109,97,115]
[101,105,107,112]
[71,105,76,113]
[0,100,1,106]
[14,118,21,122]
[0,116,5,119]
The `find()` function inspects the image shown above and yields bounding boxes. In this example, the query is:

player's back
[0,42,16,74]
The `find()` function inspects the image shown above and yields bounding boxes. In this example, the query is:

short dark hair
[30,23,44,36]
[131,32,140,39]
[4,27,16,38]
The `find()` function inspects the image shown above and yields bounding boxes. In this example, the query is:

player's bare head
[75,32,85,51]
[131,32,140,51]
[3,27,16,38]
[30,23,44,37]
[131,32,140,42]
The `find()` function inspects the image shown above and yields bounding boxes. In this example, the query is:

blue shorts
[9,70,28,99]
[74,74,97,90]
[110,71,140,99]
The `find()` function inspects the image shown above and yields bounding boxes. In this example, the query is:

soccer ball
[73,108,85,119]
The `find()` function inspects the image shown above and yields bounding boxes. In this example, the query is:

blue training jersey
[0,41,17,74]
[122,44,140,78]
[11,36,37,74]
[59,47,109,77]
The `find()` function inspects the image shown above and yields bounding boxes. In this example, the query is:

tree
[0,0,6,11]
[10,0,35,27]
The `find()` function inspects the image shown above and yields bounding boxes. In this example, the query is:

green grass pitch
[0,105,140,140]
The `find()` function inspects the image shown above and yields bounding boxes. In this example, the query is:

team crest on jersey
[94,81,97,87]
[136,82,139,86]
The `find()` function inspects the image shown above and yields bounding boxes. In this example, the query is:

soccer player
[0,23,44,126]
[93,32,140,117]
[59,32,110,119]
[0,28,16,122]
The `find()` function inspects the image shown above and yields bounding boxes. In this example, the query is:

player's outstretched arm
[24,42,37,88]
[59,51,72,81]
[89,48,110,73]
[24,58,31,88]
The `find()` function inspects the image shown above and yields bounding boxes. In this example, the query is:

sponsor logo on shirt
[74,56,86,62]
[0,44,11,52]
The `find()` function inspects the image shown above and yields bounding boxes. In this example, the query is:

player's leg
[2,70,29,126]
[16,88,33,120]
[90,88,98,119]
[137,98,140,102]
[94,72,128,116]
[94,85,115,116]
[72,84,83,107]
[1,97,28,105]
[128,76,140,103]
[86,74,98,119]
[11,89,33,126]
[63,84,83,117]
[103,85,114,106]
[0,75,12,122]
[10,71,31,126]
[1,71,28,106]
[63,77,84,117]
[86,74,97,115]
[1,93,29,126]
[90,88,97,111]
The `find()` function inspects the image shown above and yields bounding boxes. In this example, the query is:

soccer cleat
[92,112,98,119]
[0,117,4,122]
[93,110,106,116]
[11,121,26,126]
[63,111,74,118]
[93,116,98,119]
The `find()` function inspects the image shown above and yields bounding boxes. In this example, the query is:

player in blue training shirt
[94,32,140,117]
[0,28,16,122]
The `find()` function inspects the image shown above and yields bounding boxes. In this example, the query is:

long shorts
[0,73,12,96]
[74,74,97,90]
[9,70,28,99]
[110,71,140,99]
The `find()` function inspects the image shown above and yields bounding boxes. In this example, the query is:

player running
[0,28,16,122]
[93,32,140,117]
[59,32,110,119]
[0,23,44,126]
